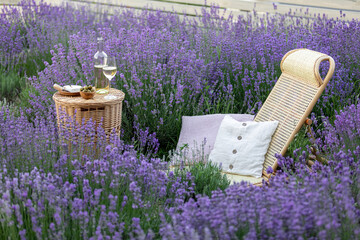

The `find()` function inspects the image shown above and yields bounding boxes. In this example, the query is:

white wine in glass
[103,56,118,100]
[103,66,117,79]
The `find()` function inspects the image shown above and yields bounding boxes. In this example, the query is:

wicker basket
[53,88,125,136]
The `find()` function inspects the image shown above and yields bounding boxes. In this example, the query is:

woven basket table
[53,88,125,136]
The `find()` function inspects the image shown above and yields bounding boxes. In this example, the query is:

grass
[0,68,26,102]
[173,161,231,198]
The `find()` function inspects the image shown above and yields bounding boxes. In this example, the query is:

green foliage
[17,84,38,110]
[174,161,230,197]
[0,98,17,113]
[286,126,313,157]
[0,68,26,102]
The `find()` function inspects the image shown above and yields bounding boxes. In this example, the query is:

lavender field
[1,0,360,239]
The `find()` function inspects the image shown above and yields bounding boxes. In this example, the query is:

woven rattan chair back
[254,48,335,177]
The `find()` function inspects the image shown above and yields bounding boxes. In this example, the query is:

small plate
[57,90,80,96]
[53,84,81,96]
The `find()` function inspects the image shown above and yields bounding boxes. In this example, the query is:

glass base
[96,89,109,94]
[104,94,117,100]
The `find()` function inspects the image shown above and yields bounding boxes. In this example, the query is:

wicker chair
[225,48,335,185]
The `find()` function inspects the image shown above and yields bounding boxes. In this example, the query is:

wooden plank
[153,0,360,19]
[256,0,360,11]
[0,0,21,4]
[0,1,19,14]
[151,0,212,7]
[1,0,66,6]
[87,3,217,28]
[70,0,203,16]
[67,0,204,23]
[5,0,356,22]
[153,0,360,11]
[69,0,251,19]
[225,1,360,20]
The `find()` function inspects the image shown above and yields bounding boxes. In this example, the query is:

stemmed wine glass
[103,56,118,100]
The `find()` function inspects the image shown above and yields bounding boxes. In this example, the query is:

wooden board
[56,90,80,96]
[69,0,250,20]
[0,0,21,4]
[153,0,360,11]
[151,0,360,19]
[70,0,224,16]
[5,0,359,21]
[256,0,360,11]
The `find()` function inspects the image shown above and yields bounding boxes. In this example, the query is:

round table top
[53,88,125,107]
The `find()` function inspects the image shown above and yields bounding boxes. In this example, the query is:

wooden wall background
[2,0,360,20]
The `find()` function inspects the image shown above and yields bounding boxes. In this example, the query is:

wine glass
[103,56,118,100]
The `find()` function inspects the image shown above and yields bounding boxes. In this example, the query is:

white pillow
[208,115,278,178]
[176,114,254,158]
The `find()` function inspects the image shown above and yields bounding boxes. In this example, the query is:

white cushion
[208,115,278,178]
[224,173,263,185]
